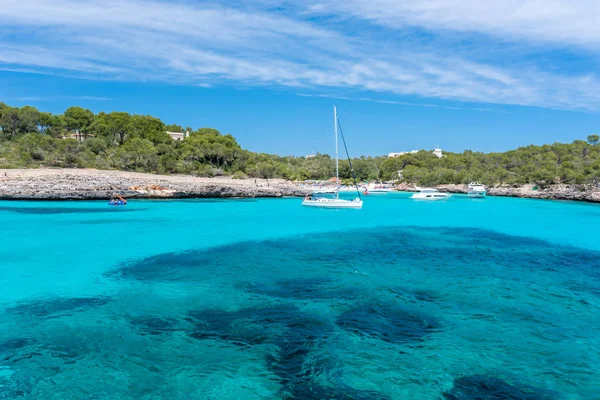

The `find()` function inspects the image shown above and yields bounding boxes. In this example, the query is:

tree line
[1,102,599,186]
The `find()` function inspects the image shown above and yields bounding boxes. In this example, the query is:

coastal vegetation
[1,102,600,187]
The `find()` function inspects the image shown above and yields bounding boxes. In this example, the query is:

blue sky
[1,0,599,156]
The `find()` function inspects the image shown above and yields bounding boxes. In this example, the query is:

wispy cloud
[77,96,112,101]
[16,96,42,102]
[12,95,112,102]
[298,93,510,113]
[0,0,598,110]
[304,0,600,48]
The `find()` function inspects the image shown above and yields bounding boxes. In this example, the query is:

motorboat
[302,106,363,209]
[467,182,486,198]
[366,183,394,194]
[311,189,337,195]
[410,188,452,200]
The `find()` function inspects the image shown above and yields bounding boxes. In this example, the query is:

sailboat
[302,106,363,209]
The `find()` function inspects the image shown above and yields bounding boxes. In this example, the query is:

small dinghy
[109,194,127,206]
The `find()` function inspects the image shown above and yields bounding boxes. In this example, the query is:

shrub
[195,164,215,177]
[231,171,248,179]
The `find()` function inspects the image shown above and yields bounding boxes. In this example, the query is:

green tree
[38,112,54,134]
[531,167,556,187]
[248,161,276,180]
[0,107,20,139]
[401,165,426,183]
[492,168,509,185]
[117,138,157,169]
[158,153,179,173]
[184,129,241,168]
[156,143,175,156]
[0,103,5,139]
[587,134,599,146]
[131,115,170,145]
[166,124,183,133]
[559,161,577,183]
[84,137,110,155]
[64,106,94,139]
[48,115,66,138]
[107,112,133,145]
[17,106,40,134]
[380,157,403,181]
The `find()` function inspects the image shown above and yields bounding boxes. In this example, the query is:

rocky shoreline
[2,168,600,203]
[395,183,600,203]
[0,169,309,200]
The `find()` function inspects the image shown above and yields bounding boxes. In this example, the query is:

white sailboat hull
[302,199,363,209]
[312,190,337,195]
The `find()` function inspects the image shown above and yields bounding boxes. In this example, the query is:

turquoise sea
[1,193,599,399]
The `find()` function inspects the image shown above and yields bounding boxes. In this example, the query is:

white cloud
[0,45,123,75]
[0,0,598,110]
[304,0,600,48]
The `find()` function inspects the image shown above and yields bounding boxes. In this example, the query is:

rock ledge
[0,169,309,200]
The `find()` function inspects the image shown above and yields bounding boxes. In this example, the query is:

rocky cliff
[0,169,309,200]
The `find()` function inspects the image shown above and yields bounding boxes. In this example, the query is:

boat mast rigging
[335,109,361,200]
[334,105,339,199]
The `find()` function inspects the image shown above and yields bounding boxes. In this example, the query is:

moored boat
[410,188,451,200]
[467,182,487,198]
[302,106,363,209]
[302,193,362,208]
[109,194,127,206]
[365,183,393,194]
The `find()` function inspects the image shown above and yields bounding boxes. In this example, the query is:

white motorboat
[467,182,486,198]
[311,189,337,195]
[302,106,363,209]
[410,188,452,200]
[366,183,393,194]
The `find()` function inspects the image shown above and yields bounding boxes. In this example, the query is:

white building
[305,152,316,159]
[388,150,419,158]
[167,130,189,141]
[389,146,443,158]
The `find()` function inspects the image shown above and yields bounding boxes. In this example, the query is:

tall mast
[334,105,339,198]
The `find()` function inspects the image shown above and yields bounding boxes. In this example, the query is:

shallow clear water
[1,193,599,399]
